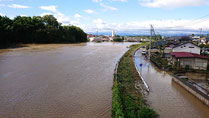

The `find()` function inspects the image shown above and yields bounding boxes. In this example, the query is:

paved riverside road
[134,48,209,118]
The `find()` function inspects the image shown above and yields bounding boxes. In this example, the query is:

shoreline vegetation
[0,15,87,49]
[112,43,156,118]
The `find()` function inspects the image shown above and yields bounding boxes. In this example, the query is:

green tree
[42,15,59,29]
[0,15,87,48]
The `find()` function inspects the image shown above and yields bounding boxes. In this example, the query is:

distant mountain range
[86,29,208,37]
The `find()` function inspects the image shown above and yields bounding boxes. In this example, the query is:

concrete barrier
[172,76,209,107]
[133,48,150,92]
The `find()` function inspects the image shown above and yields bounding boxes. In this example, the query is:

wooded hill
[0,15,87,48]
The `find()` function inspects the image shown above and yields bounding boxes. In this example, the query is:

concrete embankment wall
[172,77,209,107]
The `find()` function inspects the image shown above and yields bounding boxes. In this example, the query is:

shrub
[207,64,209,71]
[185,65,190,71]
[138,107,156,118]
[113,38,124,42]
[112,82,125,118]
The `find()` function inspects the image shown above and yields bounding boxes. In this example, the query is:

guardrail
[133,47,150,92]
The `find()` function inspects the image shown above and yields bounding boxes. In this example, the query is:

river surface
[134,49,209,118]
[0,42,136,118]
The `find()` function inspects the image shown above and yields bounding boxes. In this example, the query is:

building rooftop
[172,42,199,49]
[171,52,209,60]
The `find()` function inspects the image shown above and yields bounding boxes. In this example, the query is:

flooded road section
[134,49,209,118]
[0,42,135,118]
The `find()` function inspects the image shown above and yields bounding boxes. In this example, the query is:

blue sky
[1,0,209,35]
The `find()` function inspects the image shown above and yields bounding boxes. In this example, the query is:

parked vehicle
[142,50,146,55]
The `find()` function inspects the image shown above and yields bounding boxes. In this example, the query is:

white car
[142,50,146,55]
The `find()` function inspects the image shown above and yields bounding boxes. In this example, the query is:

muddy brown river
[0,43,136,118]
[134,49,209,118]
[1,43,209,118]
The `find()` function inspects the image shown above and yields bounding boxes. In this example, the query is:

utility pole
[97,30,98,37]
[199,28,202,36]
[149,25,153,60]
[148,25,157,59]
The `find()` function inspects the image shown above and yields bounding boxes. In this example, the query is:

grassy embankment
[112,43,156,118]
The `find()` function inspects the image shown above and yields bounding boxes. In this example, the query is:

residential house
[172,42,200,54]
[192,36,201,40]
[153,41,166,47]
[148,48,161,54]
[200,37,209,44]
[124,36,140,42]
[89,37,103,42]
[202,48,209,54]
[165,36,182,42]
[164,46,173,58]
[140,38,148,42]
[163,43,178,59]
[165,36,192,43]
[179,36,192,42]
[171,52,209,70]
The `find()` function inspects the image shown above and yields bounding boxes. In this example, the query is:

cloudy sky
[1,0,209,35]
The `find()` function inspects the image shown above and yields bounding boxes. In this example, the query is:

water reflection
[0,42,136,118]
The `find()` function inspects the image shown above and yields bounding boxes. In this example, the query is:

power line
[164,13,209,28]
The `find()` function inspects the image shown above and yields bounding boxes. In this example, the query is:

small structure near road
[171,52,209,70]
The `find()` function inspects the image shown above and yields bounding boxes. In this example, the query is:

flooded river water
[134,49,209,118]
[0,42,135,118]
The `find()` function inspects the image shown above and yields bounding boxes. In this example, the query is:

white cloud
[93,18,106,29]
[74,14,82,18]
[93,0,127,2]
[0,13,5,16]
[39,5,87,28]
[85,18,209,34]
[8,4,30,8]
[139,0,205,9]
[40,5,57,12]
[20,14,27,17]
[92,0,102,2]
[40,5,71,25]
[55,12,71,25]
[111,0,128,2]
[100,3,118,11]
[84,9,96,14]
[40,6,84,27]
[40,12,53,17]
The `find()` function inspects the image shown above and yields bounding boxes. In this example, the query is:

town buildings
[172,42,200,54]
[171,52,209,70]
[149,36,209,71]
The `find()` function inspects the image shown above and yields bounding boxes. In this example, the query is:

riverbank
[172,74,209,107]
[0,43,88,54]
[0,42,89,49]
[112,43,156,118]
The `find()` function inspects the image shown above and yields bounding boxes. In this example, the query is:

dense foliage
[112,43,156,118]
[151,54,168,69]
[113,37,124,42]
[199,44,209,48]
[112,82,125,118]
[0,15,87,48]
